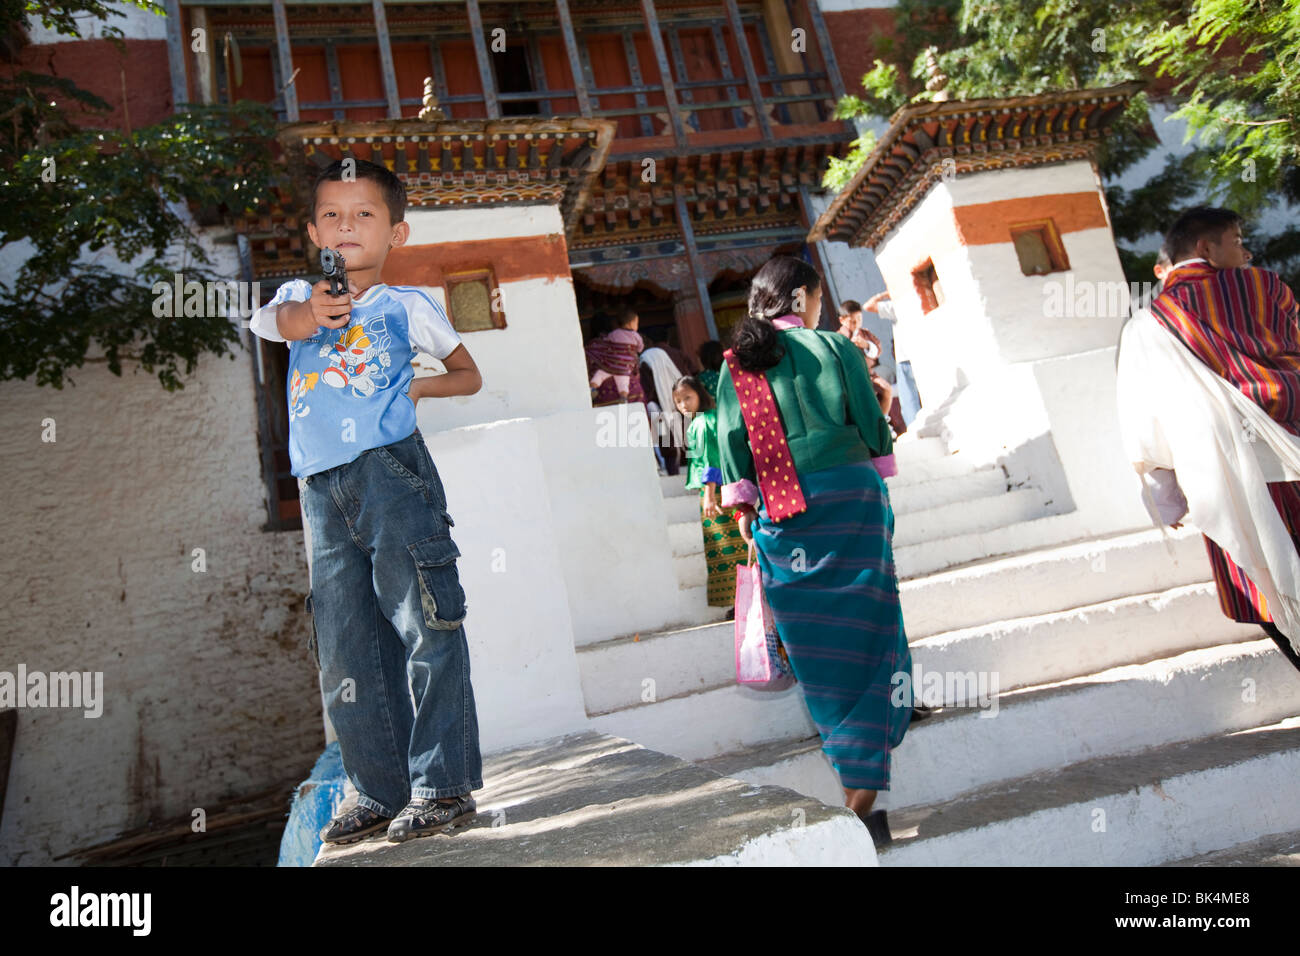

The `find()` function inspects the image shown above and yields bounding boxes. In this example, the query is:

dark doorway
[494,45,541,116]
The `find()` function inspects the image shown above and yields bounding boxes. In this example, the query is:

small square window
[445,268,506,332]
[912,259,945,314]
[1010,220,1070,276]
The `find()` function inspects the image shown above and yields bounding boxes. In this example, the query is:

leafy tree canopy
[825,0,1300,286]
[1,0,285,390]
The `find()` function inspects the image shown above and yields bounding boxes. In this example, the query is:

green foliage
[822,0,1300,288]
[0,3,287,390]
[1140,0,1300,209]
[22,0,163,41]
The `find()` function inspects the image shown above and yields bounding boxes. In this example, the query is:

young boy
[249,158,485,844]
[1117,205,1300,675]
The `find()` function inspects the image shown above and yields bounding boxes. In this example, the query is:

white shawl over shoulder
[1117,310,1300,652]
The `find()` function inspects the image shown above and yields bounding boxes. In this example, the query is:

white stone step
[659,473,693,498]
[911,582,1262,695]
[313,730,877,867]
[669,520,703,558]
[664,493,699,524]
[892,435,948,466]
[887,452,986,487]
[900,526,1210,639]
[699,735,844,808]
[1165,824,1300,866]
[887,639,1300,810]
[673,553,706,589]
[580,581,1254,721]
[887,465,1007,517]
[879,718,1300,866]
[671,585,730,627]
[693,638,1300,821]
[892,487,1050,549]
[580,619,734,717]
[587,681,817,762]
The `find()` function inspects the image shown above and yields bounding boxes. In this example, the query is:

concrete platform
[880,719,1300,866]
[310,731,875,867]
[1165,828,1300,866]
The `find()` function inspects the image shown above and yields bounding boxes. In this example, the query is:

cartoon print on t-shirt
[289,368,319,421]
[319,317,393,397]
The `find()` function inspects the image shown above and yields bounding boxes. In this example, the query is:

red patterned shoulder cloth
[723,348,808,522]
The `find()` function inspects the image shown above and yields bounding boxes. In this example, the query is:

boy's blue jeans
[300,429,483,816]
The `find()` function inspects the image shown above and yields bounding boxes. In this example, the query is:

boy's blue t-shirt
[249,279,463,478]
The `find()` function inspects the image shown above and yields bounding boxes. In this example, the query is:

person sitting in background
[697,340,724,400]
[587,306,645,405]
[838,300,882,369]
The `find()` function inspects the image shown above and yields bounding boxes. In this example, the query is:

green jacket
[684,407,723,491]
[717,327,892,501]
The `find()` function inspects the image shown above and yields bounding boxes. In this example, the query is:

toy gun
[320,247,350,297]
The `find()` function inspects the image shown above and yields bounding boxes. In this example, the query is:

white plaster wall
[413,276,591,429]
[405,204,567,246]
[417,419,591,751]
[966,228,1131,364]
[0,338,324,866]
[873,181,1000,416]
[531,408,684,646]
[871,163,1149,536]
[946,160,1103,207]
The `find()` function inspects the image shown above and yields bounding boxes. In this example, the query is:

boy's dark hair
[673,375,715,411]
[616,306,639,327]
[1164,206,1243,263]
[312,157,407,224]
[839,299,862,316]
[698,339,724,371]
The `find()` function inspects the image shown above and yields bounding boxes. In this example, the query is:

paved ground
[314,731,874,866]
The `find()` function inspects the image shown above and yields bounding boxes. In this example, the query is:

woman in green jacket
[716,255,914,842]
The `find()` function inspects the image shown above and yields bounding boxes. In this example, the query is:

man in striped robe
[1119,206,1300,674]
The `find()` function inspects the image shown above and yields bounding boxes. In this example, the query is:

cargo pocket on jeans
[407,534,468,630]
[304,591,321,669]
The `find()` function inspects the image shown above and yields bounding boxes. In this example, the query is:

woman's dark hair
[697,339,724,371]
[672,375,715,411]
[731,255,821,372]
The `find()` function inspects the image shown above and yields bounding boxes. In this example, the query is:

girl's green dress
[685,407,746,607]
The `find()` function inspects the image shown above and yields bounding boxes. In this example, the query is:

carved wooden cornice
[809,82,1144,249]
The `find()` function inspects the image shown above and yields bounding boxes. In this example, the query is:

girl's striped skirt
[701,496,746,607]
[750,459,913,790]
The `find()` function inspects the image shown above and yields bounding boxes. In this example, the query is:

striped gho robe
[1149,261,1300,623]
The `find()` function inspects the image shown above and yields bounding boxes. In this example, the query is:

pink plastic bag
[734,561,797,691]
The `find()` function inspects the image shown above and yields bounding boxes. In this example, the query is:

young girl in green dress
[674,375,746,613]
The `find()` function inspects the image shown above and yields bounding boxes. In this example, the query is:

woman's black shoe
[864,809,892,849]
[911,703,936,723]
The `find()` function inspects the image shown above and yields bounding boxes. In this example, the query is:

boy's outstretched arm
[411,345,482,399]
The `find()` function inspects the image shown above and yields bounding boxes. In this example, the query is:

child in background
[697,340,724,401]
[588,306,645,403]
[674,375,745,614]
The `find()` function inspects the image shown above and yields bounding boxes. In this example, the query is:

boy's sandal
[386,794,478,843]
[319,804,393,845]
